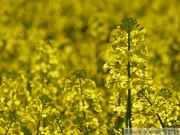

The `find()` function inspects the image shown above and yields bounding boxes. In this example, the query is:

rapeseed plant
[1,1,180,133]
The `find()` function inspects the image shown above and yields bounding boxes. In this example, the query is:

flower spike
[120,17,140,33]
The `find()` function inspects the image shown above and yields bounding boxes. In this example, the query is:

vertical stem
[118,92,121,106]
[79,77,88,135]
[126,29,132,129]
[36,101,46,135]
[115,92,122,130]
[79,77,86,119]
[36,120,41,135]
[5,121,12,135]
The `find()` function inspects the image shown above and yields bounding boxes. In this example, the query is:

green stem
[143,94,165,128]
[126,29,132,129]
[36,120,41,135]
[115,93,122,130]
[57,121,64,133]
[36,102,45,135]
[79,77,88,135]
[79,77,86,119]
[4,121,12,135]
[118,92,121,106]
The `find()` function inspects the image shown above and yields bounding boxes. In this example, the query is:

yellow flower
[131,30,140,43]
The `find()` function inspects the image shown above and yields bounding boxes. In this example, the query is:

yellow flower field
[0,0,180,134]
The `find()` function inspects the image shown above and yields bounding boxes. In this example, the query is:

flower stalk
[105,17,148,132]
[120,17,140,129]
[127,23,132,129]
